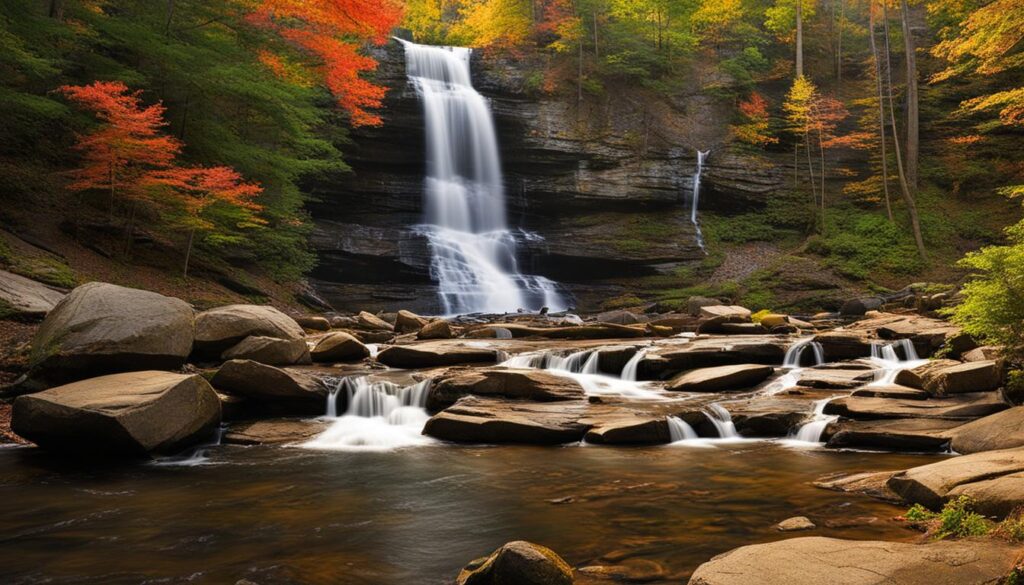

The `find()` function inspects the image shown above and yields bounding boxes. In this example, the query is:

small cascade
[791,398,838,443]
[305,377,434,451]
[667,416,699,442]
[868,340,927,386]
[704,404,739,439]
[782,337,825,368]
[153,424,226,467]
[689,149,711,254]
[500,348,665,400]
[620,349,647,381]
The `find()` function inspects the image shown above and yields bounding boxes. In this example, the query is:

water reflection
[0,443,937,584]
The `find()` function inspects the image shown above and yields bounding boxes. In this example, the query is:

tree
[247,0,404,126]
[144,166,264,276]
[765,0,817,77]
[900,0,919,188]
[732,92,778,146]
[692,0,744,48]
[868,0,894,220]
[58,81,180,212]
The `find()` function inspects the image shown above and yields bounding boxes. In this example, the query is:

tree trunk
[183,228,196,278]
[796,0,804,77]
[869,2,893,221]
[165,0,175,35]
[48,0,63,19]
[837,0,845,89]
[883,2,928,260]
[900,0,919,189]
[819,129,827,234]
[593,10,599,58]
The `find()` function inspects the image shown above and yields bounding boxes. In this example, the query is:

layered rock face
[307,41,787,312]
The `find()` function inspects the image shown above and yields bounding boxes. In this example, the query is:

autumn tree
[246,0,404,126]
[766,0,817,77]
[732,92,778,146]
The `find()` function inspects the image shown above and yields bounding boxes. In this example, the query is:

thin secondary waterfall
[704,404,739,439]
[400,40,565,315]
[499,348,664,400]
[690,150,710,253]
[791,398,838,443]
[868,339,926,386]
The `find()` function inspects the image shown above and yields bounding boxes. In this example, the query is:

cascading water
[763,337,825,395]
[790,398,838,444]
[704,403,740,439]
[620,349,647,381]
[689,150,710,254]
[400,40,565,315]
[868,339,926,386]
[305,377,434,451]
[499,348,664,400]
[667,416,699,441]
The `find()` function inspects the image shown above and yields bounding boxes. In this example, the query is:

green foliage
[907,496,992,539]
[998,508,1024,542]
[811,210,927,280]
[602,294,643,310]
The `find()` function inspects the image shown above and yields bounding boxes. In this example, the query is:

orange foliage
[58,81,180,200]
[247,0,403,126]
[733,92,778,146]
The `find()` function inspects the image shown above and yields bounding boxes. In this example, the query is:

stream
[0,443,939,584]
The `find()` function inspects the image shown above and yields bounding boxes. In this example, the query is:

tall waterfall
[690,150,710,253]
[401,40,566,315]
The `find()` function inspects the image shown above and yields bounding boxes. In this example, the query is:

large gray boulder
[666,364,774,393]
[457,540,573,585]
[27,282,194,386]
[193,304,304,356]
[0,269,65,319]
[12,371,220,455]
[221,335,309,366]
[210,359,326,415]
[687,536,1019,585]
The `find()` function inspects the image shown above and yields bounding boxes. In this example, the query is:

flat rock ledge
[687,536,1020,585]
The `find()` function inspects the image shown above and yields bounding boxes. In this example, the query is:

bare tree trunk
[796,0,804,77]
[819,130,827,234]
[593,10,599,58]
[869,2,893,221]
[900,0,919,189]
[883,2,928,260]
[48,0,63,19]
[165,0,175,35]
[837,0,845,89]
[183,228,196,278]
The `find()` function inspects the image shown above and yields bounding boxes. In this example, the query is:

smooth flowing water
[401,40,565,314]
[689,150,710,254]
[0,444,937,584]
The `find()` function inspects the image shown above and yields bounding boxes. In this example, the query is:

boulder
[823,393,1007,420]
[850,384,929,400]
[210,359,326,414]
[577,559,666,582]
[194,304,304,355]
[222,419,329,445]
[950,407,1024,454]
[418,319,454,340]
[456,541,573,585]
[346,329,395,344]
[893,359,961,389]
[584,417,671,445]
[917,361,1002,396]
[888,447,1024,517]
[595,309,644,325]
[813,470,904,503]
[686,296,720,316]
[221,336,309,366]
[774,516,815,531]
[423,397,590,444]
[839,296,883,316]
[719,322,769,335]
[796,368,876,389]
[0,269,65,318]
[28,282,194,385]
[686,536,1019,585]
[757,314,790,329]
[295,315,331,331]
[813,331,873,361]
[824,419,962,452]
[728,397,817,437]
[595,345,640,374]
[428,369,585,412]
[310,332,370,363]
[644,337,787,379]
[666,364,774,393]
[699,305,751,320]
[962,346,1002,362]
[377,343,497,368]
[395,309,429,333]
[356,311,394,332]
[12,371,220,455]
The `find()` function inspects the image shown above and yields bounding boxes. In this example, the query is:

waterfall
[620,349,647,381]
[704,404,739,439]
[400,40,565,315]
[499,348,664,400]
[667,416,699,441]
[783,337,825,368]
[868,339,926,386]
[791,398,838,443]
[690,150,710,254]
[305,377,434,451]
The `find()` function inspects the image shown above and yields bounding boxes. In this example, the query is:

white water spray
[499,348,664,400]
[790,398,838,444]
[690,150,710,253]
[868,339,926,386]
[305,377,434,451]
[667,416,699,441]
[401,40,565,314]
[704,403,740,439]
[620,349,647,381]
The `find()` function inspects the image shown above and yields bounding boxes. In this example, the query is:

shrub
[904,496,992,539]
